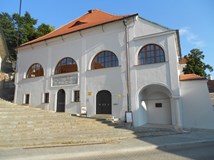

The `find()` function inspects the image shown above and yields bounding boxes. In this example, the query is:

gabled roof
[179,74,206,81]
[21,9,138,47]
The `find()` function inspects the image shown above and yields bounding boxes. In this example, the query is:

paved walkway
[0,129,214,160]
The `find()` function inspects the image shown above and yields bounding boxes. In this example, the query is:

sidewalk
[0,129,214,160]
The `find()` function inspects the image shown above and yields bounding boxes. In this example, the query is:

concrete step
[0,132,136,148]
[0,127,133,137]
[0,99,178,148]
[0,122,118,133]
[0,117,116,126]
[0,99,134,148]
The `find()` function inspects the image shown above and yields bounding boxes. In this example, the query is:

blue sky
[1,0,214,77]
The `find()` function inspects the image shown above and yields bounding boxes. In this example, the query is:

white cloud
[179,27,205,48]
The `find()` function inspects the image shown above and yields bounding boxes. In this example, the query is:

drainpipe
[123,19,131,112]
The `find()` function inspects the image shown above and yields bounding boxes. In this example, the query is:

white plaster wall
[130,32,181,126]
[82,22,127,119]
[86,67,125,119]
[147,98,171,124]
[180,80,214,129]
[15,15,182,126]
[15,77,45,106]
[15,20,127,117]
[134,17,168,37]
[15,46,49,107]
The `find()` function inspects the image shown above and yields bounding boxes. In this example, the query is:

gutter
[123,19,131,112]
[176,30,182,59]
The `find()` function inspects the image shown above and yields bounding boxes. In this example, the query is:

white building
[15,9,214,129]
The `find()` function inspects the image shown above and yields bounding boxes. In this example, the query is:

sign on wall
[125,111,133,124]
[52,74,78,86]
[87,92,92,96]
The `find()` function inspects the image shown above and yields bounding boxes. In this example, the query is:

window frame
[73,90,80,102]
[42,92,49,104]
[155,103,162,108]
[26,63,44,78]
[91,50,119,70]
[55,57,78,74]
[138,44,165,65]
[24,94,30,104]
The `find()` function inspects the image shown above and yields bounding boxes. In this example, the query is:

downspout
[123,19,131,112]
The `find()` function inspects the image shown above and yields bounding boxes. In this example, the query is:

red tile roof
[179,74,206,81]
[21,9,137,47]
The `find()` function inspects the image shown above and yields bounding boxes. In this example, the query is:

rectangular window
[155,103,162,108]
[43,93,49,103]
[74,90,80,102]
[25,94,30,104]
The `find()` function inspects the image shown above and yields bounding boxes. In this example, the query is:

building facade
[15,10,214,129]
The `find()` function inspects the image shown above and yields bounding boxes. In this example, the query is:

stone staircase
[0,99,137,148]
[0,99,179,148]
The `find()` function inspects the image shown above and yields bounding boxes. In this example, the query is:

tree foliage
[0,12,54,60]
[183,48,213,77]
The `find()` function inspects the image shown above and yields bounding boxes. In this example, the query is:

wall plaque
[52,74,78,86]
[125,111,133,124]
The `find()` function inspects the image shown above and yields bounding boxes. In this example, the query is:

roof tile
[21,9,137,47]
[179,74,206,81]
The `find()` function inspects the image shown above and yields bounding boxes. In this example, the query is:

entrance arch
[96,90,112,114]
[139,84,172,125]
[57,89,65,112]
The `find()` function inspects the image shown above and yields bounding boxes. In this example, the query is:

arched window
[26,63,44,78]
[91,51,119,70]
[138,44,165,65]
[55,57,77,74]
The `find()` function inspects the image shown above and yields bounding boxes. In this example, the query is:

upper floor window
[138,44,165,65]
[26,63,44,78]
[55,57,77,74]
[91,51,119,70]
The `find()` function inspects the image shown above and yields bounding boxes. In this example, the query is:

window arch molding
[91,50,119,70]
[26,63,44,78]
[54,57,78,74]
[138,44,165,65]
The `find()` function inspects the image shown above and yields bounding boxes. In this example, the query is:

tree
[0,12,54,60]
[0,12,17,60]
[36,23,55,38]
[183,48,213,77]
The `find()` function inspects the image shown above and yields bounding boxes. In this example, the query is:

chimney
[88,10,93,13]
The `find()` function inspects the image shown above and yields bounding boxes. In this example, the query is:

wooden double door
[96,90,112,114]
